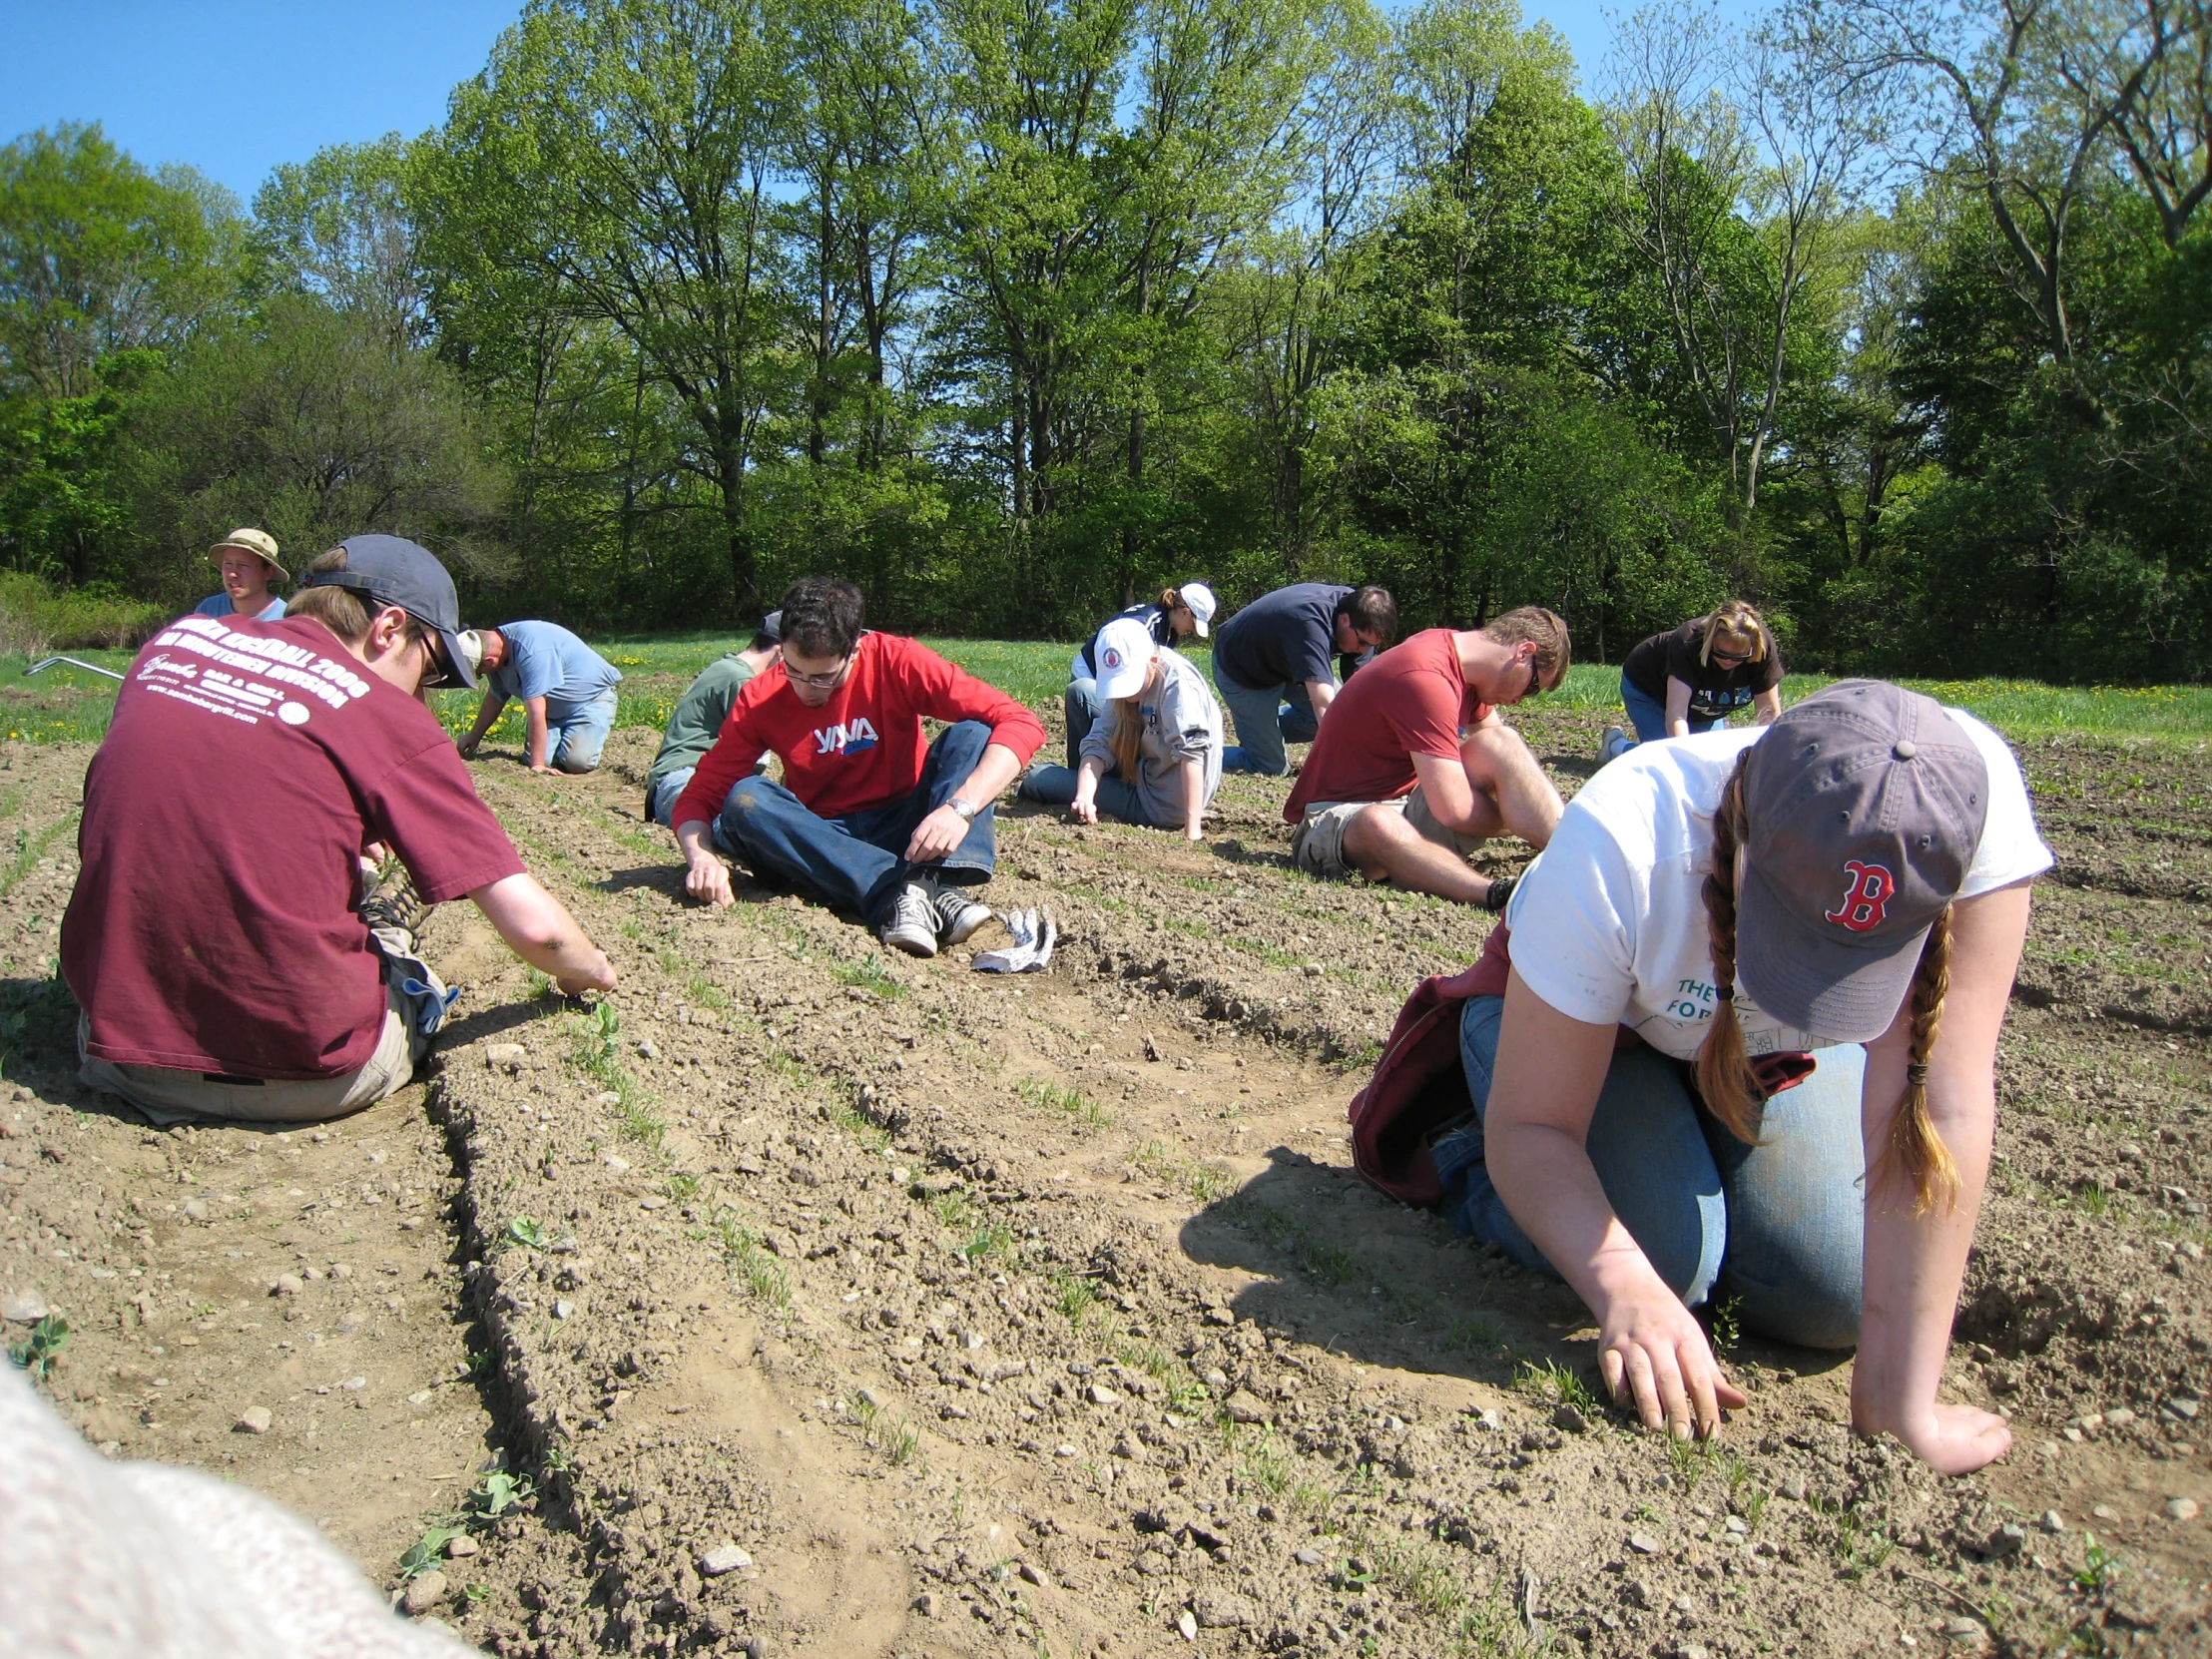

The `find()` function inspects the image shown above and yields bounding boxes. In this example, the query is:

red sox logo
[1825,859,1896,931]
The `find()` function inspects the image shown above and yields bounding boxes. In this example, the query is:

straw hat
[209,528,286,582]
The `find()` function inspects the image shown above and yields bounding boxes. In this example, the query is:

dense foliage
[3,0,2209,680]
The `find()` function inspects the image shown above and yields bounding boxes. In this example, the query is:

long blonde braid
[1694,752,1764,1146]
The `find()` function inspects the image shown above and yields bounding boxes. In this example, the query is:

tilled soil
[2,709,2209,1658]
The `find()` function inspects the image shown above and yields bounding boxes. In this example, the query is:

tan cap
[209,528,286,581]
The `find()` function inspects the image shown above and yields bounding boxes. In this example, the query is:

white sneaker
[878,881,938,958]
[927,877,993,946]
[1600,725,1632,763]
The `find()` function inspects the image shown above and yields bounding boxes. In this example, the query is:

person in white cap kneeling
[193,528,287,620]
[1061,581,1215,768]
[1020,614,1223,842]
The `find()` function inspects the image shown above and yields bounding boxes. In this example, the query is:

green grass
[17,633,2212,747]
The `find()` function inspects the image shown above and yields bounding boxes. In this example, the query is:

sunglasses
[1710,648,1751,667]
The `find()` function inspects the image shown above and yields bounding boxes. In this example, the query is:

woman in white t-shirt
[1434,680,2050,1472]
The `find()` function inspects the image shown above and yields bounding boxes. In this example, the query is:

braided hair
[1695,748,1961,1213]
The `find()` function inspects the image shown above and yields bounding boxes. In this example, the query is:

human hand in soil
[1599,1287,1747,1440]
[904,805,969,862]
[686,854,735,907]
[1069,796,1100,826]
[1863,1399,2011,1475]
[529,762,560,777]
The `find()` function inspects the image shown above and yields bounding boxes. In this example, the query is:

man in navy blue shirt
[456,621,625,775]
[1211,583,1396,775]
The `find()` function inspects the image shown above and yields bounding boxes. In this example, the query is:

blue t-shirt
[1212,583,1351,691]
[488,621,623,722]
[194,593,287,620]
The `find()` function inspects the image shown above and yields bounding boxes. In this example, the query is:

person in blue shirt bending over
[193,529,287,620]
[454,622,625,776]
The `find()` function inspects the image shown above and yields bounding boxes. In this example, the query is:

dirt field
[3,700,2209,1658]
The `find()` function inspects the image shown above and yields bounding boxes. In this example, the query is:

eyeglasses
[784,655,854,691]
[1519,658,1544,701]
[416,639,451,689]
[1710,649,1751,667]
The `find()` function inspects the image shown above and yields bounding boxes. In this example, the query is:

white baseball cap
[1179,581,1217,636]
[1093,616,1158,701]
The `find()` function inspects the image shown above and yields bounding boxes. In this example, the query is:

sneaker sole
[880,924,937,959]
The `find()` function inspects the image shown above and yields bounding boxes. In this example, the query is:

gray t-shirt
[1078,649,1223,826]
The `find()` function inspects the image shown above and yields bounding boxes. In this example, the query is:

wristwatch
[947,799,978,822]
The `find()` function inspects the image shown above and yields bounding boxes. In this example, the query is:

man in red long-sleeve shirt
[673,578,1045,957]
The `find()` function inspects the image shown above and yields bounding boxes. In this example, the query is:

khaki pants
[1291,785,1485,880]
[78,976,425,1126]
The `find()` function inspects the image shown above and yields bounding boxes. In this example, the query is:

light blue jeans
[1214,666,1319,776]
[550,687,621,773]
[1019,763,1163,828]
[1619,673,1725,747]
[1434,993,1866,1349]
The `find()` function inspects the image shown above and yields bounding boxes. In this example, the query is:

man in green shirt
[647,615,783,826]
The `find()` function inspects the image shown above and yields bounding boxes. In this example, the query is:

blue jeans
[714,721,995,924]
[1621,674,1724,746]
[550,687,620,773]
[650,757,771,828]
[1214,666,1319,776]
[1432,993,1865,1349]
[1019,764,1161,828]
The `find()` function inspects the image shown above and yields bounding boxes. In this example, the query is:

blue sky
[0,0,1749,209]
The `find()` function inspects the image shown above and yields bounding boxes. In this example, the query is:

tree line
[3,0,2209,681]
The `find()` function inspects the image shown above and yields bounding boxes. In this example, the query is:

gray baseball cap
[1736,680,1988,1042]
[304,534,475,689]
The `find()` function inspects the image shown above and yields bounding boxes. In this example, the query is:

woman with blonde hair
[1023,615,1223,840]
[1602,600,1782,762]
[1062,582,1217,767]
[1435,681,2049,1470]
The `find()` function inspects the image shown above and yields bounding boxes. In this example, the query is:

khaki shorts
[1291,785,1485,880]
[78,976,425,1126]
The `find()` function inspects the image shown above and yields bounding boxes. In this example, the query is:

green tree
[254,133,428,348]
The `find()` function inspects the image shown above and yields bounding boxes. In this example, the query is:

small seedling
[399,1525,464,1579]
[2075,1532,2118,1596]
[1051,1268,1099,1325]
[7,1313,69,1380]
[1514,1355,1598,1414]
[468,1470,534,1518]
[665,1172,701,1202]
[503,1216,547,1252]
[1708,1294,1743,1357]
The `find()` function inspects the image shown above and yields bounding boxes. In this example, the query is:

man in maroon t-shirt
[675,577,1045,958]
[1283,607,1570,908]
[63,535,617,1123]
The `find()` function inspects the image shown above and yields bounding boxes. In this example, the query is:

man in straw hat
[63,535,616,1123]
[194,528,288,620]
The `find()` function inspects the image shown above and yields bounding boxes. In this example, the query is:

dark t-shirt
[1621,619,1783,721]
[62,614,525,1080]
[1285,630,1482,822]
[1212,583,1352,692]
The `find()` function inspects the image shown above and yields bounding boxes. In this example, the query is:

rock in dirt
[700,1543,754,1576]
[913,1592,941,1617]
[1224,1388,1269,1423]
[444,1534,480,1558]
[1089,1383,1120,1405]
[1552,1404,1587,1433]
[269,1274,303,1298]
[1019,1561,1053,1589]
[484,1043,527,1072]
[1176,1608,1198,1641]
[1192,1589,1259,1628]
[401,1571,448,1615]
[1,1289,48,1324]
[1943,1617,1985,1639]
[1294,1547,1325,1566]
[233,1405,273,1434]
[2041,1509,2067,1533]
[2166,1497,2200,1522]
[1626,1530,1661,1554]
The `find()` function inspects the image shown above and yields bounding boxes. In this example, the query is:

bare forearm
[1180,757,1205,838]
[954,743,1022,808]
[1307,679,1337,717]
[464,694,504,744]
[470,872,614,992]
[1487,1120,1673,1317]
[524,699,550,769]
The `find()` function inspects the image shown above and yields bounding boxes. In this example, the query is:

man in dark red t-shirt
[63,535,616,1123]
[674,578,1045,958]
[1283,608,1571,908]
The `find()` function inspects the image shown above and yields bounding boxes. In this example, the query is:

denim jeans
[1214,666,1319,776]
[551,686,621,773]
[1019,763,1161,828]
[714,720,995,924]
[1064,678,1102,770]
[1432,993,1866,1349]
[651,757,770,828]
[1620,674,1724,746]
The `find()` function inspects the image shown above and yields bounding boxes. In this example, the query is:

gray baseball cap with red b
[304,534,477,690]
[1736,680,1988,1043]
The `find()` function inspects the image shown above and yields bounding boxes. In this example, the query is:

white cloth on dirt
[0,1364,470,1659]
[974,907,1057,973]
